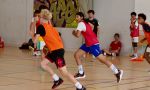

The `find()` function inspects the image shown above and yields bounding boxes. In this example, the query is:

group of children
[29,5,124,90]
[28,4,150,89]
[130,12,150,63]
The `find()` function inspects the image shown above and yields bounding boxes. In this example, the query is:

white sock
[78,65,84,74]
[134,53,138,57]
[75,82,82,89]
[110,64,119,74]
[52,74,59,81]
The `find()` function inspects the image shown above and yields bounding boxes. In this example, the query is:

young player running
[72,12,123,83]
[34,9,86,90]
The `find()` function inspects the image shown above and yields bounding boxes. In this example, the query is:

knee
[40,60,47,69]
[59,67,68,76]
[74,52,79,59]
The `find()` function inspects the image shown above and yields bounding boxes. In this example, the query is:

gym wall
[0,0,33,46]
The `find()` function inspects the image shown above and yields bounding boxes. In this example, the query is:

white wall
[135,0,150,23]
[0,0,81,51]
[0,0,33,46]
[93,0,135,54]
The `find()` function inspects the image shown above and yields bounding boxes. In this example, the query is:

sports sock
[75,82,82,89]
[52,74,59,81]
[110,64,119,74]
[78,65,84,74]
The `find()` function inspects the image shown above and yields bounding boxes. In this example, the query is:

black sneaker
[115,70,123,83]
[74,72,86,79]
[52,78,63,89]
[76,86,86,90]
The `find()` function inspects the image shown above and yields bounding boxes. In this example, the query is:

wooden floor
[0,47,150,90]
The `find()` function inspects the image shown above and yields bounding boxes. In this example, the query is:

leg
[133,43,138,55]
[96,54,112,67]
[59,66,78,84]
[41,58,55,76]
[42,53,63,89]
[90,44,123,83]
[131,37,139,59]
[74,44,89,79]
[74,49,86,66]
[144,45,150,64]
[96,54,123,83]
[41,46,48,60]
[144,52,150,64]
[58,66,86,90]
[54,49,86,90]
[130,42,138,59]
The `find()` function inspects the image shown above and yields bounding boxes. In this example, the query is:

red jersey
[130,24,140,37]
[110,41,122,51]
[81,21,99,46]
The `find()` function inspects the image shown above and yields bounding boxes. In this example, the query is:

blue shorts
[80,44,102,57]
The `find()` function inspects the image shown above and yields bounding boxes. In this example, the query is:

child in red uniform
[138,13,150,65]
[130,12,140,59]
[34,9,86,90]
[72,12,123,83]
[103,33,122,56]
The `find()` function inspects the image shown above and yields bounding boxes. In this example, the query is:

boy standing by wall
[130,12,140,59]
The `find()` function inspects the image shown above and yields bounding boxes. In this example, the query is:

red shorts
[45,49,66,68]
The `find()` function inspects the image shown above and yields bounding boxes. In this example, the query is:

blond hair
[40,9,52,20]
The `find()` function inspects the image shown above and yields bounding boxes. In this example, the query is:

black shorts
[132,42,138,47]
[45,49,66,68]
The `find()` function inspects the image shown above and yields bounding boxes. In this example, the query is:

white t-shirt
[76,22,86,32]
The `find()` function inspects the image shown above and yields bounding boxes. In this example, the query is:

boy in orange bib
[34,9,86,90]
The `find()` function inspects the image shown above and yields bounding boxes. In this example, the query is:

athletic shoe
[33,51,38,56]
[74,72,86,79]
[33,51,41,56]
[52,78,63,89]
[76,86,86,90]
[115,70,123,83]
